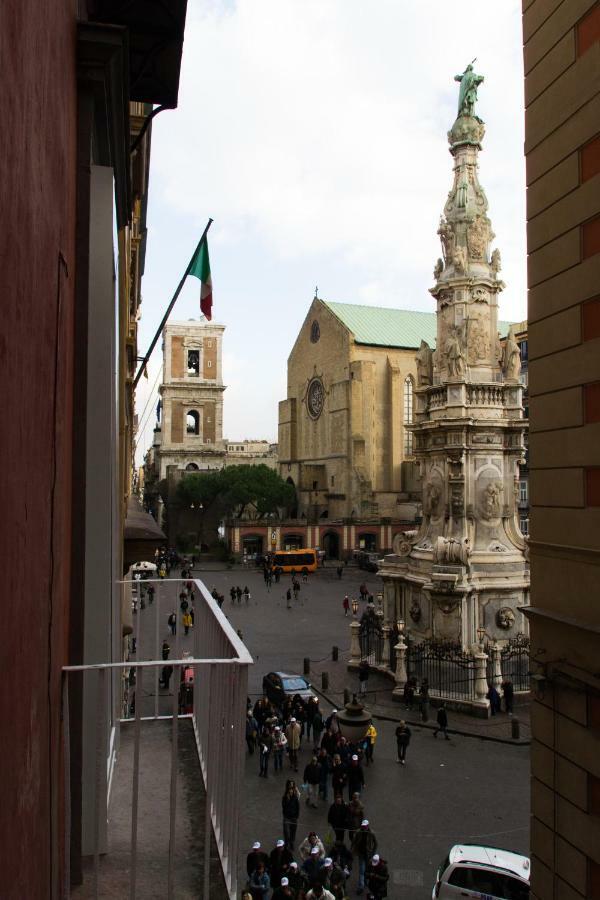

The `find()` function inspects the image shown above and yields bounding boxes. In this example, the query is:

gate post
[392,636,408,698]
[381,625,391,669]
[474,648,490,709]
[491,642,502,691]
[349,620,361,666]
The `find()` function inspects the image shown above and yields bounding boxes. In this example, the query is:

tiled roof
[323,300,512,349]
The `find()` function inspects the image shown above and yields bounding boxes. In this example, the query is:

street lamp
[351,598,359,617]
[336,693,372,743]
[477,625,486,649]
[397,618,405,634]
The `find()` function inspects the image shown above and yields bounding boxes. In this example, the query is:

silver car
[432,844,530,899]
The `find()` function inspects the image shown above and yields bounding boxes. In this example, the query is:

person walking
[161,640,171,661]
[331,753,347,799]
[403,678,415,710]
[434,703,450,740]
[346,754,365,801]
[327,795,348,844]
[364,721,377,765]
[159,664,173,689]
[347,792,364,846]
[487,684,502,715]
[342,595,350,617]
[312,706,324,752]
[286,717,302,772]
[270,839,294,889]
[246,712,258,754]
[230,586,236,604]
[248,861,270,899]
[147,584,155,604]
[236,585,243,603]
[502,679,514,716]
[244,585,250,604]
[351,820,378,895]
[299,831,326,861]
[182,611,192,636]
[303,755,321,808]
[336,565,343,580]
[358,659,369,696]
[167,612,176,636]
[281,780,301,850]
[258,726,273,778]
[273,726,288,772]
[366,854,389,899]
[286,588,292,610]
[419,678,430,722]
[317,748,331,803]
[395,720,411,765]
[246,841,270,880]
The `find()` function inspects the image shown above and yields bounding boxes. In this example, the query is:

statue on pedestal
[416,340,433,386]
[445,326,466,377]
[455,63,485,118]
[502,326,521,381]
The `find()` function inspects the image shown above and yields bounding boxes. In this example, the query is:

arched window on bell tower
[186,410,200,435]
[403,376,414,456]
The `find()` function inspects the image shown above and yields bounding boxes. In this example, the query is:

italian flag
[189,238,213,320]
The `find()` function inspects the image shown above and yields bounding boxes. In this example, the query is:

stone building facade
[522,2,600,898]
[379,66,529,664]
[278,297,437,521]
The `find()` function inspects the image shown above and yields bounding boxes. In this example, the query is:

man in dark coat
[351,820,378,895]
[434,703,450,740]
[366,854,389,899]
[269,840,294,888]
[346,754,365,801]
[395,721,411,765]
[303,755,322,808]
[246,841,270,879]
[327,795,348,843]
[502,679,514,715]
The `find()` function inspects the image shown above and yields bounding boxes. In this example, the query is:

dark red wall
[0,2,77,895]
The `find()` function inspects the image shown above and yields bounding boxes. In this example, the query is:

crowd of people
[244,695,388,899]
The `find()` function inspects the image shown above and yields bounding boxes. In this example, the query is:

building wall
[523,1,600,897]
[279,298,419,519]
[0,1,77,893]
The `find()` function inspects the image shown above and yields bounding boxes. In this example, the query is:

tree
[176,465,296,521]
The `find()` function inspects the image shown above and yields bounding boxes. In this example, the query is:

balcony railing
[63,578,252,899]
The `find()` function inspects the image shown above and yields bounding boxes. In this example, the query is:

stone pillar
[392,637,407,697]
[349,620,361,666]
[382,625,391,667]
[474,650,489,702]
[491,642,502,690]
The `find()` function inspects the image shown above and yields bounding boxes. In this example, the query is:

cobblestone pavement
[203,564,531,899]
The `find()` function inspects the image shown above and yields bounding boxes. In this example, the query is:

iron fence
[501,633,530,692]
[406,639,477,700]
[359,617,383,665]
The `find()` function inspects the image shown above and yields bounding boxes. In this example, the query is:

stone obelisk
[381,65,529,657]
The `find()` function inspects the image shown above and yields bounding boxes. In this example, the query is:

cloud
[136,0,527,462]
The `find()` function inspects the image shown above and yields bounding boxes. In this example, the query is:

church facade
[278,298,435,525]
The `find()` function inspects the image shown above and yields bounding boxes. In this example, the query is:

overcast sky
[134,0,526,465]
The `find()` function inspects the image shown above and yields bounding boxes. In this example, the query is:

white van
[432,844,530,899]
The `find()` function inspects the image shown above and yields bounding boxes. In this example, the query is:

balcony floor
[73,718,228,899]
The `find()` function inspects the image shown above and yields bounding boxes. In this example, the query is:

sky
[134,0,526,465]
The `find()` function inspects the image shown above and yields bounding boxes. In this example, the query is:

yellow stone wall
[279,298,420,518]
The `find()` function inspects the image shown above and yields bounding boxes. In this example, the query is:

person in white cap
[273,725,288,772]
[270,838,293,889]
[285,716,302,771]
[271,874,293,899]
[246,841,269,879]
[351,820,378,894]
[347,753,365,801]
[365,852,390,898]
[286,860,307,896]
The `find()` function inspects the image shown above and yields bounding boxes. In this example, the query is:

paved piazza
[204,565,530,899]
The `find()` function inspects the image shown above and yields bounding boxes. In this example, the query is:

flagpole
[133,217,214,389]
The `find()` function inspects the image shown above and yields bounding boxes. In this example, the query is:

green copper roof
[323,300,512,349]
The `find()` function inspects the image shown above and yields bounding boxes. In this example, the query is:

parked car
[262,671,315,709]
[432,844,530,899]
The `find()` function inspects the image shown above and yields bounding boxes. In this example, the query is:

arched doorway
[185,462,199,471]
[322,531,340,560]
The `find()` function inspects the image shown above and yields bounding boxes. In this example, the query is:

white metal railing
[62,578,252,900]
